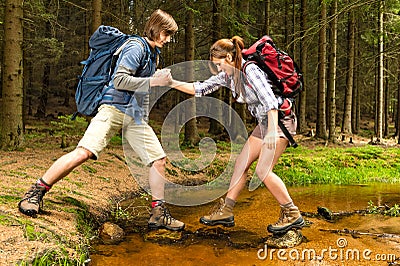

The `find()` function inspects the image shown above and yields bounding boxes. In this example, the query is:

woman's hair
[209,36,245,96]
[143,9,178,41]
[210,36,244,69]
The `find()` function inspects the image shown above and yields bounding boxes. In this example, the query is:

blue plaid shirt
[194,61,279,121]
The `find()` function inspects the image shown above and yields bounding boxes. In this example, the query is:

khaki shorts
[77,105,166,165]
[251,113,297,140]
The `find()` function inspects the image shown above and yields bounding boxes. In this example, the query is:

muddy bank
[0,145,136,265]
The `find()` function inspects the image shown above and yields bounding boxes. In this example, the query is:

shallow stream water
[89,183,400,266]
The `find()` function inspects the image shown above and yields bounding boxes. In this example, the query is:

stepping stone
[144,229,183,242]
[265,229,303,248]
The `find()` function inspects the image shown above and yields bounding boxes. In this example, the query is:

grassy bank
[178,140,400,186]
[274,145,400,185]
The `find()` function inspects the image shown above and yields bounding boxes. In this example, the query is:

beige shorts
[77,105,166,165]
[251,113,297,140]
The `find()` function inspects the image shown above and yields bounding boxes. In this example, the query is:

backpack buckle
[279,98,292,116]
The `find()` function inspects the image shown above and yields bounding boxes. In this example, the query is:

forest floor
[0,118,398,265]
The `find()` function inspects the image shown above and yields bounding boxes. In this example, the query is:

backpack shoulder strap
[242,60,257,74]
[278,111,298,148]
[110,36,151,76]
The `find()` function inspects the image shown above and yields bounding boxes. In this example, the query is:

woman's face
[154,30,172,48]
[212,55,235,75]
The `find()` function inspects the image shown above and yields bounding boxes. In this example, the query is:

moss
[0,195,21,204]
[81,164,97,174]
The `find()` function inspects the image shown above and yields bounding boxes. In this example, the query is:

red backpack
[242,36,303,104]
[242,36,303,147]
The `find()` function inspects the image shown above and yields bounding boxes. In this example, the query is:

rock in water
[144,229,183,242]
[317,206,333,221]
[265,229,303,248]
[99,222,125,244]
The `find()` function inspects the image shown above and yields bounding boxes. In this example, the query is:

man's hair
[143,9,178,41]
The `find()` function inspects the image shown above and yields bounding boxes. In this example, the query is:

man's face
[155,31,171,48]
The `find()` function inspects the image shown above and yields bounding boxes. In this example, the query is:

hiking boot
[148,202,185,231]
[200,198,235,227]
[267,205,304,234]
[18,183,47,218]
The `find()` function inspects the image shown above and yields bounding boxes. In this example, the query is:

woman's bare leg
[255,138,292,205]
[226,136,263,201]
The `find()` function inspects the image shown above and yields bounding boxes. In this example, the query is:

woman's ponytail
[231,36,244,71]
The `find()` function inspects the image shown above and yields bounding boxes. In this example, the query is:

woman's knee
[255,167,273,181]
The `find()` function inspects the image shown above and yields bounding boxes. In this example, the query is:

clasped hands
[150,68,173,87]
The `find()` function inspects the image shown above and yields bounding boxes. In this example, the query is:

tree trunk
[352,19,360,135]
[183,1,199,146]
[327,0,337,142]
[376,0,384,141]
[263,0,271,35]
[384,60,389,137]
[1,0,24,150]
[230,0,247,139]
[36,2,52,119]
[316,1,327,139]
[396,59,400,143]
[342,6,355,136]
[298,0,307,133]
[291,0,296,54]
[92,0,102,33]
[208,0,224,136]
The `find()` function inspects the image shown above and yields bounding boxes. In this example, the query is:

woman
[171,36,304,234]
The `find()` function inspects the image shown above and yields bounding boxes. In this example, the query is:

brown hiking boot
[148,202,185,231]
[18,183,47,218]
[267,205,304,234]
[200,198,235,227]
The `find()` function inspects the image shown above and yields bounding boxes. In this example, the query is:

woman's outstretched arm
[170,79,195,95]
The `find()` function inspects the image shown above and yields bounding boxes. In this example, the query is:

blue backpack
[73,25,149,118]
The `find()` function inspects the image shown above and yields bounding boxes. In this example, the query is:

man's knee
[151,157,166,169]
[74,147,93,162]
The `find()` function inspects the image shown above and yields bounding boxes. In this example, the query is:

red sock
[151,200,164,208]
[37,178,52,191]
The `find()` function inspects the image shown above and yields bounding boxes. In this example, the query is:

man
[18,9,185,231]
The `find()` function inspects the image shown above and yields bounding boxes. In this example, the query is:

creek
[89,183,400,266]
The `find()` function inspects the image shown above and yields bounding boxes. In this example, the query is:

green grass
[17,248,89,266]
[367,201,400,217]
[166,141,399,186]
[58,196,96,240]
[0,195,21,204]
[167,139,400,185]
[273,145,400,185]
[15,196,94,265]
[49,116,89,136]
[0,214,18,226]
